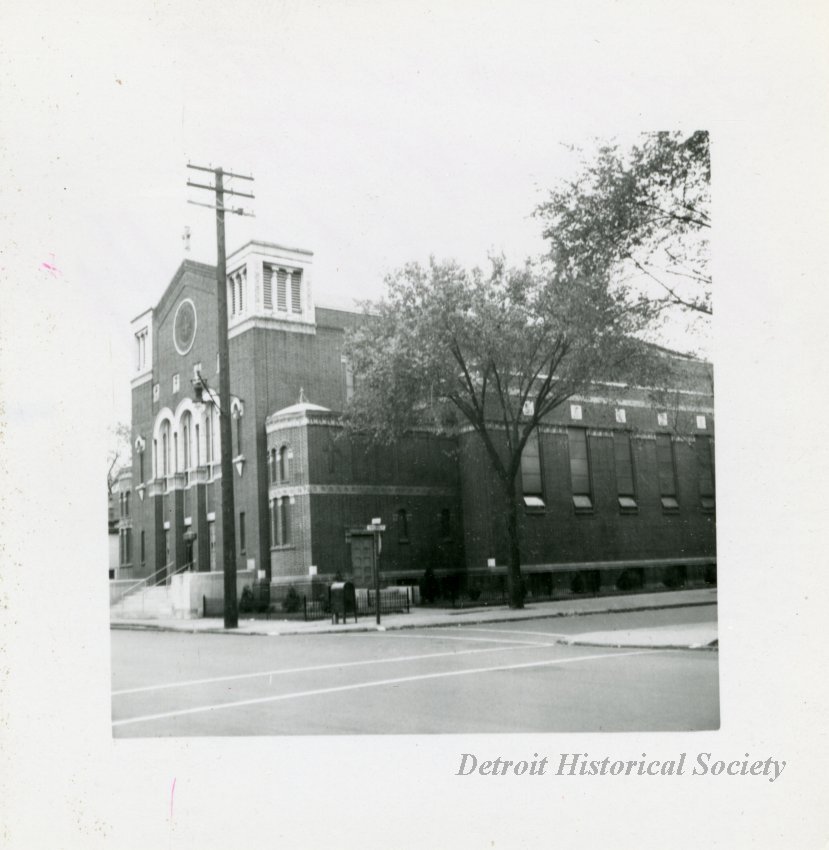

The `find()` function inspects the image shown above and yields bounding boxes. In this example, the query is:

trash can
[329,581,357,624]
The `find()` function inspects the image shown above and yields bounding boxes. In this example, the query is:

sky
[1,0,736,434]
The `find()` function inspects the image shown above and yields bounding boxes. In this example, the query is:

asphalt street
[110,605,718,736]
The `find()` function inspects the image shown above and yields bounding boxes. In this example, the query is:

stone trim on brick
[267,483,457,500]
[228,316,317,339]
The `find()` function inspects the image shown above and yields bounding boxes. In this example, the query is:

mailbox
[329,581,357,624]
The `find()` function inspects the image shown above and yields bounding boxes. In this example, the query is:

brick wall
[128,257,715,594]
[459,393,716,572]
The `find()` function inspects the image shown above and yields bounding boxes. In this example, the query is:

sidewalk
[110,587,718,648]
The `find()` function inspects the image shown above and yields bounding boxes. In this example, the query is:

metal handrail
[112,561,193,607]
[166,561,194,584]
[115,562,174,602]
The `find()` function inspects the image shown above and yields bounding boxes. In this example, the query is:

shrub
[282,585,302,613]
[663,565,687,589]
[239,586,254,613]
[420,567,439,603]
[467,584,481,602]
[616,568,644,592]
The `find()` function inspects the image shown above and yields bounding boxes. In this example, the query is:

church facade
[123,240,715,597]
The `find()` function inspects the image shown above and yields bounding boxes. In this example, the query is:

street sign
[366,524,386,531]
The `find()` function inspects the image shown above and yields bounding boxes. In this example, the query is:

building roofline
[132,259,217,322]
[227,239,314,261]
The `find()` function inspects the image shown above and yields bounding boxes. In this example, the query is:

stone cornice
[130,372,153,390]
[228,316,316,340]
[268,483,456,500]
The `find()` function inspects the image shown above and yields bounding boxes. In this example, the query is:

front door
[350,535,375,588]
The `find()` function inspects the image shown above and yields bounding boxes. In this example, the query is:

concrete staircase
[111,584,175,620]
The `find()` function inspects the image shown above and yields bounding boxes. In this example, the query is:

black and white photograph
[107,130,718,739]
[2,1,828,848]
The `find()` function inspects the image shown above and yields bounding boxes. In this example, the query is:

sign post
[370,518,385,625]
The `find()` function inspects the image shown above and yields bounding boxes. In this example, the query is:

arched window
[268,448,277,483]
[181,414,192,470]
[160,421,171,476]
[278,446,290,482]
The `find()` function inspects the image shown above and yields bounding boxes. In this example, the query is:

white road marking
[112,649,661,727]
[376,632,553,645]
[454,626,573,639]
[112,638,555,696]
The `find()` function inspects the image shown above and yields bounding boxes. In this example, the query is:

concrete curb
[110,594,717,643]
[564,639,719,652]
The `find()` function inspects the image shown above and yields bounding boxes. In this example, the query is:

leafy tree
[535,131,711,321]
[345,258,666,609]
[107,422,132,494]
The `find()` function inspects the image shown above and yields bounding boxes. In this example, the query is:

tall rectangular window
[280,498,290,545]
[567,428,593,512]
[271,498,291,546]
[520,430,544,508]
[276,269,288,310]
[397,508,410,543]
[208,521,216,570]
[135,329,147,371]
[264,266,273,309]
[342,358,355,403]
[613,432,637,512]
[239,512,246,555]
[125,528,132,564]
[697,435,715,511]
[655,433,679,512]
[290,271,302,313]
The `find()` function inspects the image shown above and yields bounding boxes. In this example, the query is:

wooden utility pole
[186,163,254,629]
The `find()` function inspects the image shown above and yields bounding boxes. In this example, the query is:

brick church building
[121,239,715,599]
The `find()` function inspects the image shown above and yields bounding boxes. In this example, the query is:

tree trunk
[502,477,524,609]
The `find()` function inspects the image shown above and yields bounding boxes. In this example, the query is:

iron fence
[203,587,412,621]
